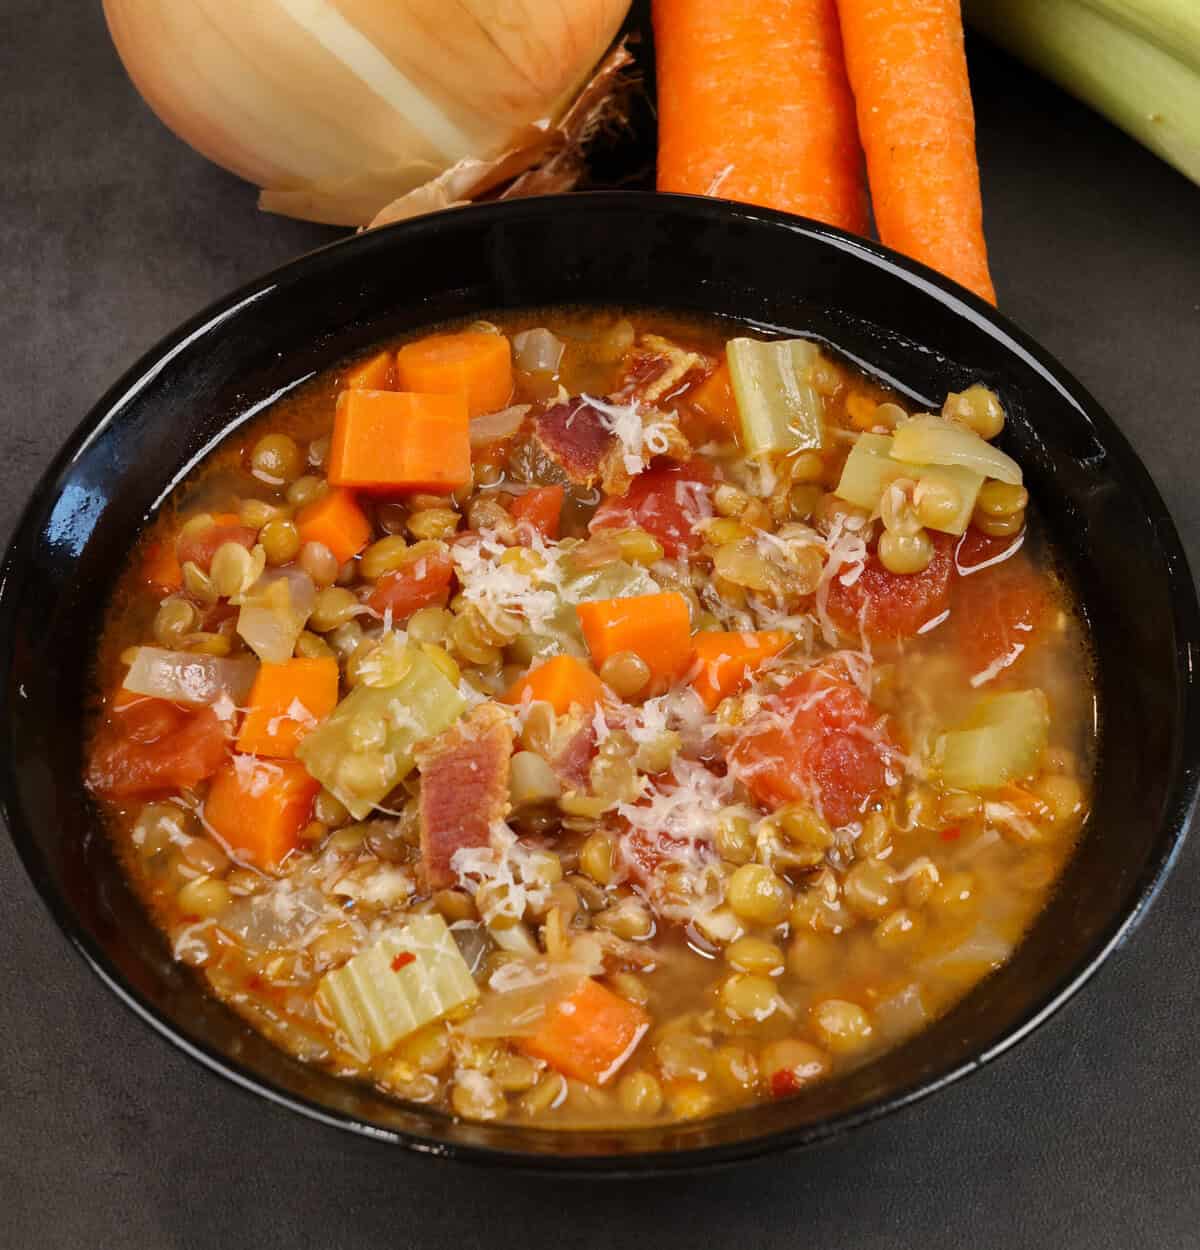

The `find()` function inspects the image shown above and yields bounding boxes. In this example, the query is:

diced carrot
[576,592,694,690]
[295,487,372,565]
[143,540,183,593]
[690,630,792,710]
[366,550,455,622]
[395,332,513,418]
[509,485,564,542]
[520,977,650,1086]
[837,0,996,302]
[344,349,394,391]
[654,0,868,233]
[503,655,608,717]
[686,362,740,441]
[328,390,470,493]
[203,756,318,871]
[236,658,340,759]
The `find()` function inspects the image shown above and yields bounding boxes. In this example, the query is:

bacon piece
[417,705,513,891]
[620,335,706,404]
[533,398,616,486]
[549,715,596,791]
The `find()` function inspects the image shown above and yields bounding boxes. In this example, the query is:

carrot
[203,756,318,871]
[395,332,513,418]
[509,485,564,541]
[143,539,182,593]
[503,655,608,718]
[654,0,867,233]
[690,630,792,710]
[295,486,372,565]
[520,977,650,1085]
[686,362,740,442]
[836,0,996,302]
[576,592,694,689]
[327,390,470,493]
[343,349,394,391]
[236,657,340,758]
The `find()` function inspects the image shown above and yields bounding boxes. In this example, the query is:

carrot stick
[654,0,868,233]
[836,0,996,302]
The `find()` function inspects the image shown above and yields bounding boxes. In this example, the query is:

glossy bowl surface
[2,192,1196,1172]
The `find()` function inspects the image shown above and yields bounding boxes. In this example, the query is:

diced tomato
[366,551,454,622]
[826,531,955,641]
[176,521,258,573]
[770,1069,804,1099]
[142,540,182,593]
[955,527,1023,573]
[589,460,714,557]
[952,550,1050,681]
[730,661,893,827]
[510,485,564,542]
[87,702,227,799]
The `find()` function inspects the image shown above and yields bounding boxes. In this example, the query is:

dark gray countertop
[3,4,1199,1247]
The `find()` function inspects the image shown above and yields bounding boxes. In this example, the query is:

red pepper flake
[391,951,416,972]
[770,1069,802,1099]
[247,974,264,991]
[940,825,962,842]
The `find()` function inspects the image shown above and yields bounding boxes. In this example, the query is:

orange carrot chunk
[503,655,608,718]
[509,485,564,541]
[521,978,650,1086]
[654,0,867,233]
[295,486,372,565]
[236,657,340,759]
[328,390,470,493]
[576,592,694,689]
[203,756,318,871]
[395,332,513,418]
[686,362,740,442]
[836,0,996,302]
[343,349,394,391]
[690,630,792,710]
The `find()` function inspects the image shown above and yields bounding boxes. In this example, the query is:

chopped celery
[296,645,465,818]
[318,915,479,1059]
[835,432,984,534]
[726,337,826,455]
[937,690,1049,790]
[891,415,1023,485]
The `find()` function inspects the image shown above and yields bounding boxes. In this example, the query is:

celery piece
[318,915,480,1059]
[937,690,1050,790]
[835,432,984,534]
[727,337,826,455]
[296,646,465,818]
[891,415,1023,486]
[966,0,1200,186]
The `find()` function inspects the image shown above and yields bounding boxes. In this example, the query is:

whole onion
[103,0,631,226]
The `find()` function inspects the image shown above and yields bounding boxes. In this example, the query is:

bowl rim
[2,190,1197,1174]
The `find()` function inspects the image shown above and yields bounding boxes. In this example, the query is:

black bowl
[2,192,1196,1172]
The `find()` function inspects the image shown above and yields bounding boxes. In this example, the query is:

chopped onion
[873,983,929,1042]
[891,414,1023,485]
[236,568,316,664]
[513,328,566,374]
[925,926,1014,974]
[469,404,530,447]
[123,647,257,706]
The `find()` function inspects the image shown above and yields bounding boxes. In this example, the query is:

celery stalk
[297,646,465,818]
[727,338,826,455]
[835,432,984,535]
[318,916,479,1059]
[966,0,1200,185]
[937,690,1050,790]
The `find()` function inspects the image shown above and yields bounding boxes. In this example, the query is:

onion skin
[102,0,631,225]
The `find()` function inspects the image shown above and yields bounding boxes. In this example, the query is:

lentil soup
[86,311,1094,1128]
